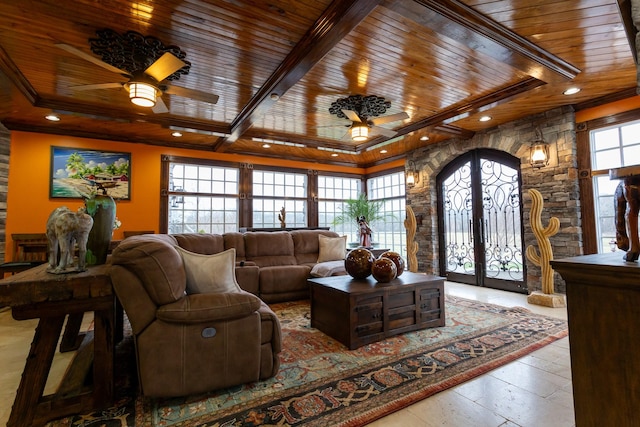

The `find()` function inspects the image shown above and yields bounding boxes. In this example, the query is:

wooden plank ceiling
[0,0,636,167]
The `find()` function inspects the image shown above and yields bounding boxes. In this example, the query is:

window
[318,175,362,243]
[367,171,406,256]
[167,162,239,234]
[590,120,640,252]
[252,170,308,228]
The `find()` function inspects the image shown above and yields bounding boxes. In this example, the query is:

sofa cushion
[244,231,297,267]
[157,291,262,322]
[317,234,347,262]
[259,265,312,295]
[174,233,224,254]
[224,232,247,261]
[291,229,340,264]
[175,247,242,294]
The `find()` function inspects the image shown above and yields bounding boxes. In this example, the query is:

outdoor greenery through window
[317,175,362,244]
[590,120,640,252]
[253,170,308,228]
[367,172,406,256]
[167,162,239,234]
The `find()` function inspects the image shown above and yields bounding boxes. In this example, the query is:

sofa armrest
[157,291,262,323]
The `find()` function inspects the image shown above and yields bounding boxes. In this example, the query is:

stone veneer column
[0,124,9,262]
[406,106,582,294]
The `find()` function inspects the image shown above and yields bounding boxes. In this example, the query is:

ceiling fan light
[129,82,157,107]
[351,123,368,141]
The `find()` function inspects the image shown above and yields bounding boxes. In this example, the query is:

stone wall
[0,124,9,262]
[406,106,582,294]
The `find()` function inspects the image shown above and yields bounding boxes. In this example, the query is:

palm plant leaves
[333,193,387,226]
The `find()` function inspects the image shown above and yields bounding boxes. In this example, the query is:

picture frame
[50,146,131,200]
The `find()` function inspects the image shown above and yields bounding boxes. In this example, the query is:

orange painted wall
[5,131,378,259]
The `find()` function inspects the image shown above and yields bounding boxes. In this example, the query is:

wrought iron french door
[437,149,526,293]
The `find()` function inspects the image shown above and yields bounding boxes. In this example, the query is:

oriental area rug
[50,296,567,427]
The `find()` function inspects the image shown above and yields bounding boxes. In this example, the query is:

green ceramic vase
[85,194,116,265]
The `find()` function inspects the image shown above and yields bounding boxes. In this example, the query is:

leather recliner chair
[109,234,282,397]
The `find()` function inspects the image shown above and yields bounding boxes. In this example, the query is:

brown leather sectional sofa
[173,229,341,303]
[109,229,341,397]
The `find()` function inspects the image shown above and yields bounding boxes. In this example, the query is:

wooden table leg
[7,316,65,427]
[92,305,115,404]
[59,313,85,352]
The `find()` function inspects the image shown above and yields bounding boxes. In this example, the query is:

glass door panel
[438,150,526,293]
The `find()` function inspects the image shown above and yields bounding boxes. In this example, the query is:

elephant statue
[46,206,94,273]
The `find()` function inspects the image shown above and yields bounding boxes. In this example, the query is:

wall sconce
[530,128,550,168]
[406,160,419,187]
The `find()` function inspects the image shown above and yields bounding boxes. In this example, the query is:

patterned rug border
[53,295,568,427]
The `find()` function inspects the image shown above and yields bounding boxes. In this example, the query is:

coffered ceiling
[0,0,636,167]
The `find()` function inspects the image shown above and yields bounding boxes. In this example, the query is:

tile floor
[0,282,573,427]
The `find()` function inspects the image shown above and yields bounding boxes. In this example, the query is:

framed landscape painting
[50,147,131,200]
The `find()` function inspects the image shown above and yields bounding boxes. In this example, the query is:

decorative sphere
[345,248,375,279]
[371,257,397,283]
[379,251,405,276]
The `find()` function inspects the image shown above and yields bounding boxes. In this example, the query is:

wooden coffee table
[308,271,445,350]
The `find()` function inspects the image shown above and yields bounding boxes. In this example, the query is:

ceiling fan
[55,30,219,114]
[328,95,409,141]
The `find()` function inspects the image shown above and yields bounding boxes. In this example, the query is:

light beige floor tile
[545,388,574,410]
[405,389,509,427]
[366,408,429,427]
[474,380,575,427]
[488,360,572,398]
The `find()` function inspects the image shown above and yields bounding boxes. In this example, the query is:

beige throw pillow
[175,246,242,294]
[317,234,347,263]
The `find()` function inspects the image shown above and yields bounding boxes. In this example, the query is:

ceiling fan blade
[152,97,169,114]
[370,111,409,126]
[342,109,361,122]
[55,43,130,76]
[164,85,219,104]
[371,126,397,138]
[145,52,186,82]
[69,82,124,91]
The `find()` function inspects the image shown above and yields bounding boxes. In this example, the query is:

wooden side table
[0,263,116,427]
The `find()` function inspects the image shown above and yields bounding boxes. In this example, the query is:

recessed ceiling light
[45,114,60,122]
[563,87,580,95]
[171,131,182,137]
[331,153,338,157]
[262,144,271,148]
[420,136,429,141]
[380,149,387,154]
[479,116,492,122]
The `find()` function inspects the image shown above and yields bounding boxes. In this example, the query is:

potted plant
[333,193,387,247]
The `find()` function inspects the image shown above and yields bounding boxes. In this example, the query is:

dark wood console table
[0,263,116,427]
[551,252,640,427]
[309,272,445,349]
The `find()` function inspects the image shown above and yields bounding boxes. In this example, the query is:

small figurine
[278,206,286,228]
[358,215,372,248]
[46,206,93,273]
